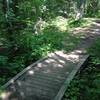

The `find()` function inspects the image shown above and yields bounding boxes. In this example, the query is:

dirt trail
[72,19,100,50]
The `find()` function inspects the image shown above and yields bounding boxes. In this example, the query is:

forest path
[72,19,100,50]
[0,19,100,100]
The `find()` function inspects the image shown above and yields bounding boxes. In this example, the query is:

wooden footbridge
[0,20,100,100]
[0,50,89,100]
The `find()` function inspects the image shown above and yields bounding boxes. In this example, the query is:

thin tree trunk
[75,0,85,20]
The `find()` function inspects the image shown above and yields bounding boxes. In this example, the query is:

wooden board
[0,50,89,100]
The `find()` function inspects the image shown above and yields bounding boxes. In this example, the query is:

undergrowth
[63,60,100,100]
[63,38,100,100]
[68,19,89,28]
[0,26,80,86]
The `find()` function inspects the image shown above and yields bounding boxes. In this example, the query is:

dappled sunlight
[25,50,84,76]
[0,0,100,99]
[0,91,12,100]
[93,29,100,32]
[17,81,22,86]
[66,54,79,63]
[92,21,100,27]
[54,64,64,68]
[54,51,80,63]
[50,16,68,32]
[28,70,35,75]
[71,19,100,41]
[0,49,89,99]
[37,63,43,68]
[59,60,66,64]
[89,28,100,35]
[1,22,99,98]
[70,18,99,35]
[8,79,15,84]
[45,59,56,63]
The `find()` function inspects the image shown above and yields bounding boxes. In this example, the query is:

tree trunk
[75,0,85,20]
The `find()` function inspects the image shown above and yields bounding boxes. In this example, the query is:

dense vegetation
[63,38,100,100]
[0,0,100,99]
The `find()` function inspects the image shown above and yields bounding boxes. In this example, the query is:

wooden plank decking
[1,20,100,100]
[0,50,89,100]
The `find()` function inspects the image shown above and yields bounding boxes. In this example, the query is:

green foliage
[0,0,99,89]
[0,77,7,87]
[89,38,100,57]
[0,56,8,66]
[88,38,100,64]
[63,60,100,100]
[0,23,80,86]
[15,25,79,60]
[85,0,100,17]
[68,19,88,28]
[63,38,100,100]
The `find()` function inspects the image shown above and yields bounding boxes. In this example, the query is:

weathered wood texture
[0,50,89,100]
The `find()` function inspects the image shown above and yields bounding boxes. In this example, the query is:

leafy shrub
[89,38,100,57]
[68,19,87,28]
[63,38,100,100]
[63,60,100,100]
[1,25,79,75]
[88,38,100,64]
[0,56,8,66]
